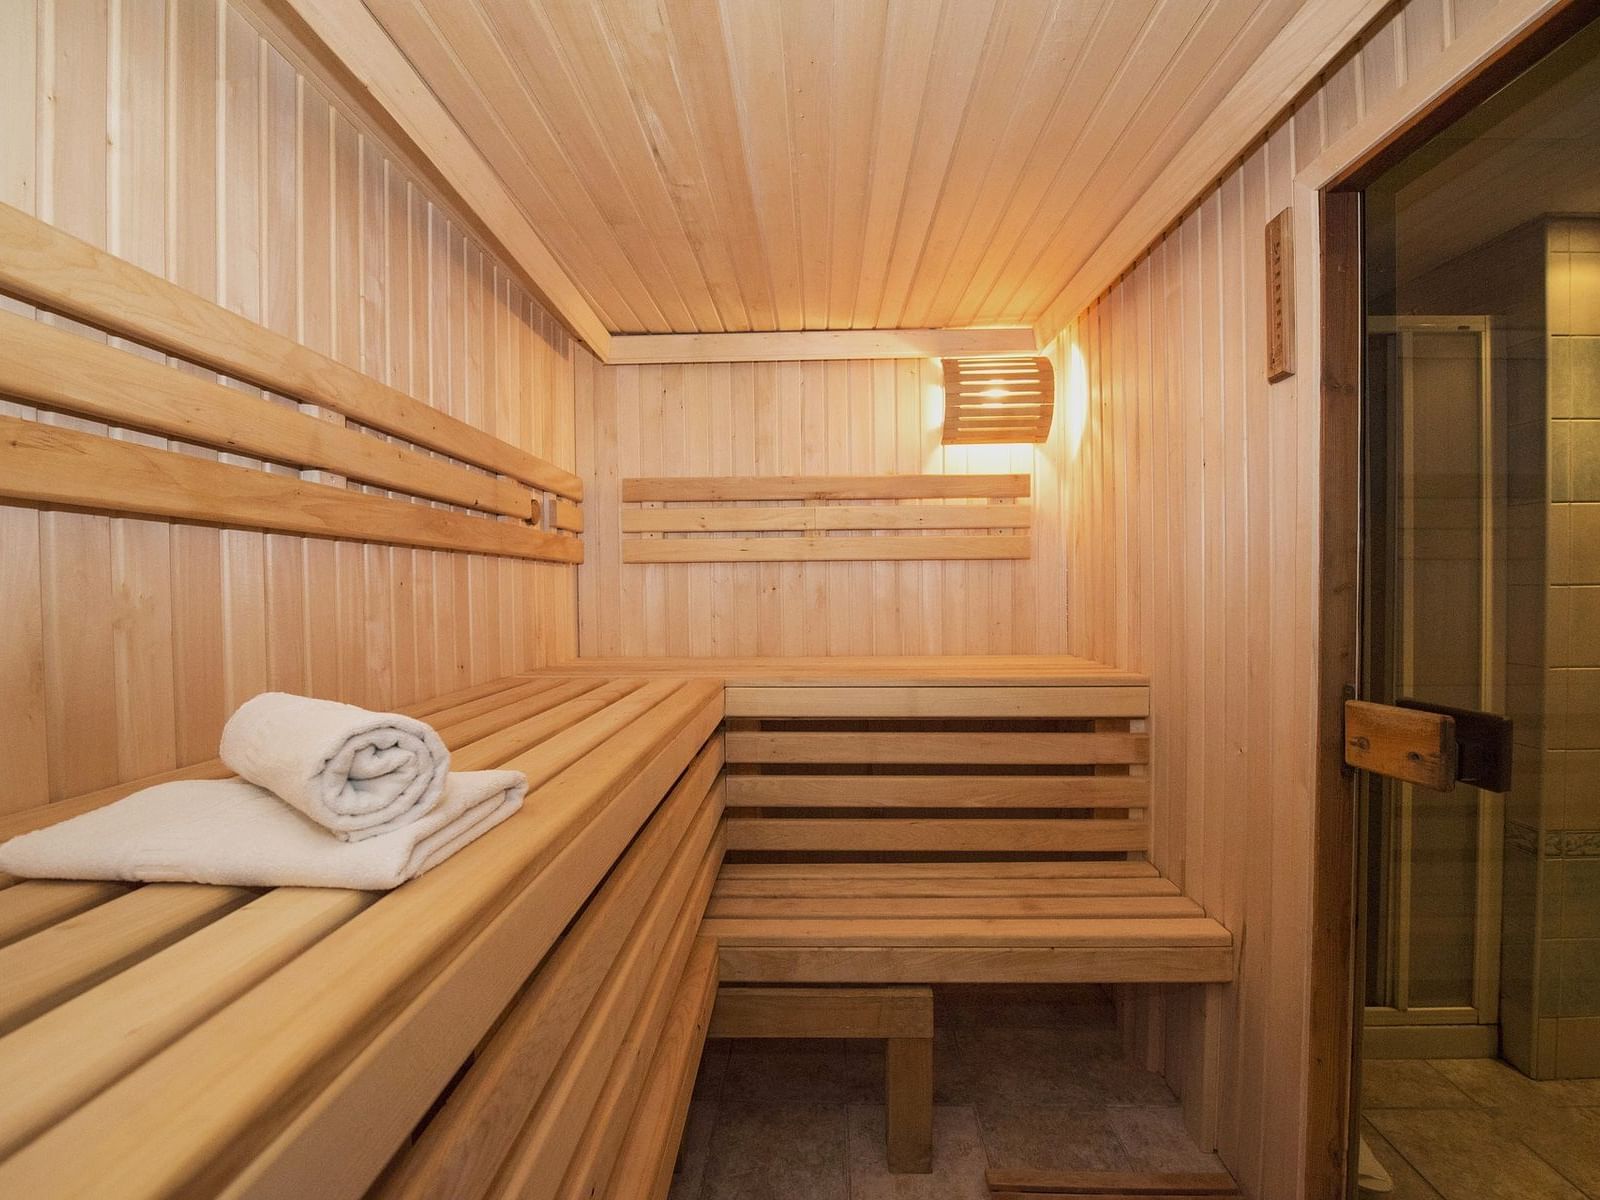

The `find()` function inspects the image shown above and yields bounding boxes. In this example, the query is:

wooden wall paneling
[1027,3,1528,1193]
[0,0,48,815]
[2,0,579,810]
[108,0,178,788]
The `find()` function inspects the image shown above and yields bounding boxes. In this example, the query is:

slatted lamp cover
[940,356,1055,445]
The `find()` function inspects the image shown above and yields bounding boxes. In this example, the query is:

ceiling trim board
[1029,0,1393,347]
[267,0,614,358]
[606,327,1038,365]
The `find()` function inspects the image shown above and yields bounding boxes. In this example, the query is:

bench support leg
[885,1035,932,1173]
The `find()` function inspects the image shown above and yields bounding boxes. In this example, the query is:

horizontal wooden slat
[600,941,719,1200]
[487,838,723,1199]
[623,534,1030,563]
[712,876,1181,899]
[0,884,256,1036]
[622,474,1030,502]
[725,731,1147,765]
[716,860,1162,881]
[621,504,1032,533]
[0,888,374,1160]
[706,916,1230,949]
[725,775,1148,809]
[374,738,724,1200]
[723,685,1147,719]
[0,202,581,497]
[0,311,534,517]
[542,655,1147,686]
[708,985,933,1040]
[723,817,1149,854]
[0,414,582,563]
[549,497,585,532]
[716,944,1236,985]
[707,895,1199,920]
[0,881,130,948]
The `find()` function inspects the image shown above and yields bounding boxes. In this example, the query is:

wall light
[940,355,1055,445]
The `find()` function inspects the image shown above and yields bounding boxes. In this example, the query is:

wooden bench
[702,677,1231,985]
[550,659,1236,1178]
[0,673,724,1200]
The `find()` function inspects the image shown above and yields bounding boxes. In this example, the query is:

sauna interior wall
[0,0,580,815]
[1040,0,1516,1195]
[574,356,1070,656]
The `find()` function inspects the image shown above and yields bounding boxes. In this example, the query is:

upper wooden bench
[0,674,723,1200]
[547,657,1233,988]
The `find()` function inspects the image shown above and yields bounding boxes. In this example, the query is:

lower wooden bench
[709,984,935,1173]
[0,673,725,1200]
[985,1168,1242,1197]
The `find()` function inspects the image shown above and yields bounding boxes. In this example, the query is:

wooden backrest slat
[724,685,1148,720]
[0,884,255,1038]
[0,310,534,518]
[622,503,1034,534]
[723,730,1148,766]
[0,202,580,498]
[624,534,1031,564]
[0,414,581,564]
[725,775,1149,809]
[622,474,1029,502]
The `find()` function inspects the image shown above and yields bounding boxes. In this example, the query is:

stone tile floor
[667,985,1224,1200]
[1361,1058,1600,1200]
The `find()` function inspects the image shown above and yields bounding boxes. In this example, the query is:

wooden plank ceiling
[366,0,1309,335]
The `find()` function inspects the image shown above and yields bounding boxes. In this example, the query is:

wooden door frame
[1306,3,1597,1196]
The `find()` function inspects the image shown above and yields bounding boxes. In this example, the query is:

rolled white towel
[0,771,526,891]
[220,693,450,841]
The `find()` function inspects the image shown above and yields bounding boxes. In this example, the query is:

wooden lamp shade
[940,356,1055,444]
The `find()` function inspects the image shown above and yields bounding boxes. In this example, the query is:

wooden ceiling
[365,0,1308,336]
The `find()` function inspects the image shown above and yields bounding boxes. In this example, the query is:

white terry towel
[0,771,525,891]
[220,692,450,841]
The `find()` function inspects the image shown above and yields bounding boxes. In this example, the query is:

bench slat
[704,916,1231,948]
[375,740,724,1200]
[0,883,256,1035]
[724,817,1149,854]
[715,861,1162,880]
[725,774,1149,809]
[490,837,724,1198]
[708,986,933,1040]
[706,896,1204,921]
[0,888,374,1159]
[716,945,1236,985]
[724,685,1148,719]
[0,880,129,948]
[725,731,1148,765]
[599,938,719,1200]
[712,877,1181,900]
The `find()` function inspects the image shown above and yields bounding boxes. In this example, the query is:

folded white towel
[220,693,450,841]
[0,771,525,891]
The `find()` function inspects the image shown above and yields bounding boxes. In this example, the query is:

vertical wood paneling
[1037,2,1512,1195]
[576,358,1072,657]
[0,0,579,814]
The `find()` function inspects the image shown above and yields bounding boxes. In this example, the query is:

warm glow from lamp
[1063,343,1089,460]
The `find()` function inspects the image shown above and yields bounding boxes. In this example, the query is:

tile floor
[1362,1057,1600,1199]
[667,985,1224,1200]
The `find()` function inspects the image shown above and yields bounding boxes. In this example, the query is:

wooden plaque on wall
[1266,208,1295,382]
